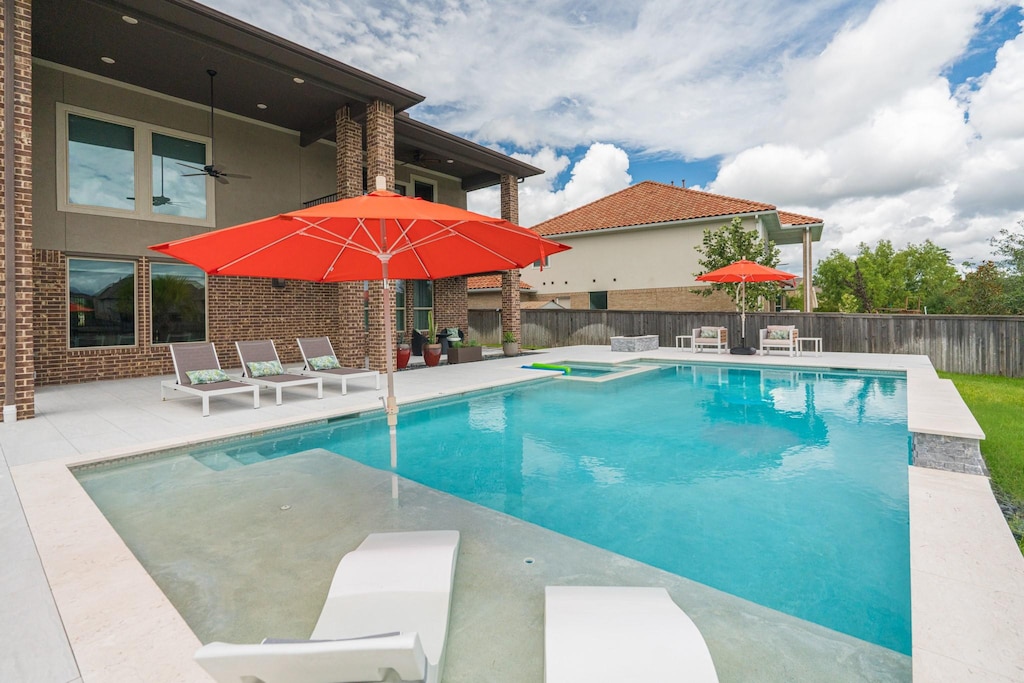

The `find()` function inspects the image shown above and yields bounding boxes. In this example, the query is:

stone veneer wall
[912,433,987,476]
[0,0,33,418]
[33,251,345,386]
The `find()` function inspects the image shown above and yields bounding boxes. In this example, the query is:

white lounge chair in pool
[544,586,719,683]
[235,339,323,406]
[296,336,381,395]
[194,530,460,683]
[161,342,259,417]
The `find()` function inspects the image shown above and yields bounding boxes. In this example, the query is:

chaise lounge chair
[194,530,460,683]
[161,342,260,417]
[296,337,381,395]
[544,586,719,683]
[235,340,323,406]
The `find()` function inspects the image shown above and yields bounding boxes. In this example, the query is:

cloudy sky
[202,0,1023,270]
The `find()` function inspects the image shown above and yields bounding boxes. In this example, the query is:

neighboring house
[467,274,541,309]
[527,181,823,312]
[0,0,542,420]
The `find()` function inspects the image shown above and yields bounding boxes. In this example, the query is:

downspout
[3,0,17,422]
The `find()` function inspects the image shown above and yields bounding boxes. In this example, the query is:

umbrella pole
[379,217,399,473]
[741,280,747,346]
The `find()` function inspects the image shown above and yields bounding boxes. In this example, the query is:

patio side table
[675,335,694,352]
[797,337,822,357]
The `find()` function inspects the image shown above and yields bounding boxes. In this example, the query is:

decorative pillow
[247,360,284,378]
[767,329,791,340]
[186,368,231,385]
[308,354,341,371]
[700,327,721,338]
[446,328,461,342]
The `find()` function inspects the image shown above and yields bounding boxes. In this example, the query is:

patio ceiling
[33,0,542,190]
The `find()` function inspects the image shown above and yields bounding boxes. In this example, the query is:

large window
[151,263,207,344]
[395,279,406,334]
[68,258,136,348]
[58,105,213,226]
[413,280,433,330]
[589,291,608,310]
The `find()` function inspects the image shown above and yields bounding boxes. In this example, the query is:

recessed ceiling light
[292,77,305,84]
[256,103,267,110]
[101,56,115,64]
[121,15,138,24]
[446,159,454,164]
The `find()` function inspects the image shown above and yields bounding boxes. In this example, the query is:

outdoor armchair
[692,327,728,353]
[759,325,799,356]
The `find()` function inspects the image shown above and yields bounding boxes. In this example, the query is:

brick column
[499,174,522,345]
[365,100,395,372]
[433,277,469,338]
[1,0,33,420]
[333,106,366,367]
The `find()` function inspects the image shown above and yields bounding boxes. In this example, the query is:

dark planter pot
[396,345,411,369]
[423,344,442,367]
[447,346,482,364]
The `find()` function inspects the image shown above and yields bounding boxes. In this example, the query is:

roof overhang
[33,0,542,191]
[767,221,824,245]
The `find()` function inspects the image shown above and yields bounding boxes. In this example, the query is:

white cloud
[468,143,631,226]
[199,0,1024,265]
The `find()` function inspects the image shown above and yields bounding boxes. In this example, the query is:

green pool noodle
[529,362,571,374]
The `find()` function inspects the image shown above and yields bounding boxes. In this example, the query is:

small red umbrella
[696,260,797,352]
[68,303,93,313]
[151,177,570,464]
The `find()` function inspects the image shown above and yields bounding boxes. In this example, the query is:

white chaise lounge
[235,339,323,406]
[544,586,719,683]
[195,530,460,683]
[297,336,381,395]
[161,342,259,417]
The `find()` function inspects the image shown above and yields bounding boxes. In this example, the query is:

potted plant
[423,311,442,367]
[396,332,411,370]
[447,339,482,364]
[502,330,519,357]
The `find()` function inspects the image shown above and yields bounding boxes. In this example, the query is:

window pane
[151,263,206,344]
[69,258,135,348]
[152,133,207,219]
[414,181,434,202]
[67,114,135,210]
[589,291,608,310]
[413,280,433,307]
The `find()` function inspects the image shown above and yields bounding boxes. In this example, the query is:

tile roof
[531,180,777,236]
[467,275,534,290]
[778,210,824,226]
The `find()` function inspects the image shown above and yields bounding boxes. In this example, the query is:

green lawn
[940,372,1024,551]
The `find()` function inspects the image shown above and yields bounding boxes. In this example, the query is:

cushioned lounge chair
[235,340,323,406]
[759,325,798,356]
[692,326,728,353]
[161,342,260,417]
[194,530,460,683]
[296,337,381,395]
[544,586,719,683]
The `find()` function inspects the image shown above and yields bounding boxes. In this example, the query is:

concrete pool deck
[2,346,1022,682]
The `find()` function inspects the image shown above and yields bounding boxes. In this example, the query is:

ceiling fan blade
[215,175,230,185]
[180,172,207,177]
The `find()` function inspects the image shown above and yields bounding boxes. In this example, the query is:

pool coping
[4,346,1023,682]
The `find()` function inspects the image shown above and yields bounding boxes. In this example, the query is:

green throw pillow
[700,327,719,338]
[186,368,231,385]
[247,360,284,378]
[308,354,341,371]
[768,329,790,340]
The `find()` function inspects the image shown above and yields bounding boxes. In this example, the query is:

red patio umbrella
[68,303,93,313]
[696,260,797,353]
[150,177,570,463]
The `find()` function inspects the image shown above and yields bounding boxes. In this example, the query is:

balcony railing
[303,192,339,208]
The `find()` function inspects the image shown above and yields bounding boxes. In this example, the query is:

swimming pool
[77,362,911,654]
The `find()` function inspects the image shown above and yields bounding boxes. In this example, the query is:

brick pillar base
[499,174,521,345]
[367,281,395,372]
[433,277,468,337]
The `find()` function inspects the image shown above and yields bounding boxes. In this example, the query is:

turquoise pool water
[86,362,913,654]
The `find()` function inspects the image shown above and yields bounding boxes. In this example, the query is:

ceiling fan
[178,70,250,184]
[128,157,185,207]
[411,149,453,166]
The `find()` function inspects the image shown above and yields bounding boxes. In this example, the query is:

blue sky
[203,0,1024,268]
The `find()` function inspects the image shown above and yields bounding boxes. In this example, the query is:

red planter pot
[396,345,411,369]
[423,344,442,367]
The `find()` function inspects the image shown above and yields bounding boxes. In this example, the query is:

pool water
[83,363,912,654]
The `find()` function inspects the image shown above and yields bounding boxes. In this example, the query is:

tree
[951,262,1010,315]
[991,219,1024,313]
[693,217,783,309]
[813,249,855,311]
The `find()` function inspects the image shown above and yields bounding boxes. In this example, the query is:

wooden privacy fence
[468,309,1024,377]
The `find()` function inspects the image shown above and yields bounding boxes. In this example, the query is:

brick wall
[0,0,34,418]
[499,174,521,343]
[433,277,468,334]
[33,251,348,386]
[364,100,394,372]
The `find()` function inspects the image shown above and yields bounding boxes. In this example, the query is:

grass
[939,371,1024,551]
